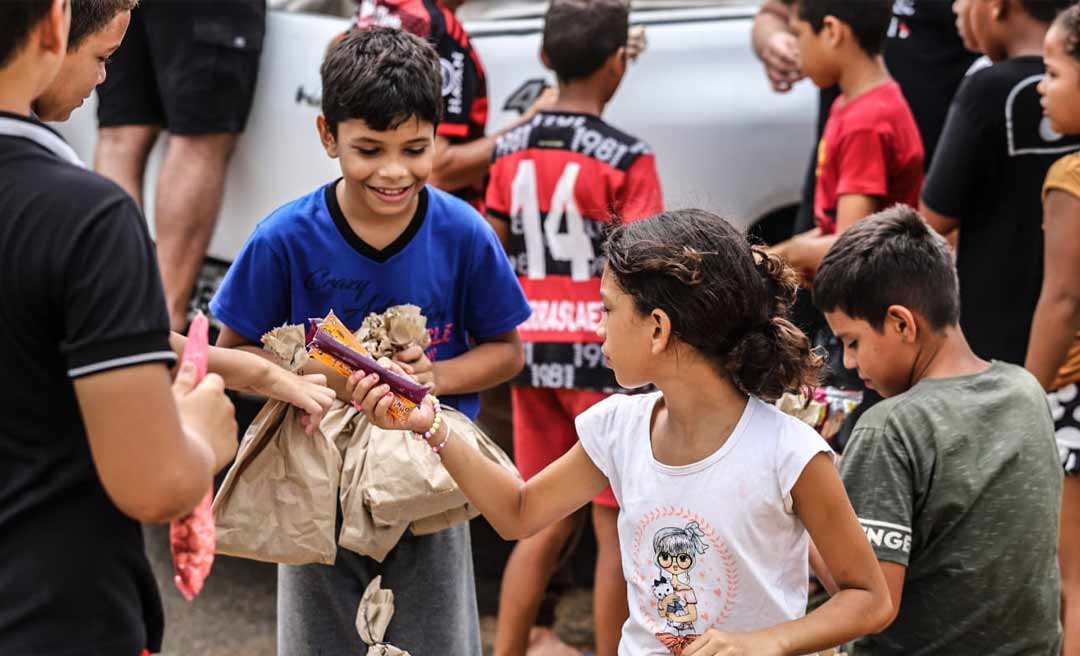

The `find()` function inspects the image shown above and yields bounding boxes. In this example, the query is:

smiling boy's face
[33,10,130,122]
[319,115,436,221]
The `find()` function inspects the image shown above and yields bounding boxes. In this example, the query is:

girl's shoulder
[575,391,660,440]
[1045,152,1080,201]
[745,398,834,461]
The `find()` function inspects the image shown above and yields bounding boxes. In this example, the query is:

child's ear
[316,115,339,159]
[649,308,672,355]
[886,305,918,343]
[821,15,844,49]
[540,48,553,72]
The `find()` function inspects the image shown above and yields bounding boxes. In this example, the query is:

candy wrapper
[776,386,863,441]
[170,311,216,601]
[306,311,428,422]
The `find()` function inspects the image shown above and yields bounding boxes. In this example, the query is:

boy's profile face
[824,308,917,398]
[33,10,130,122]
[789,13,840,89]
[969,0,1009,63]
[952,0,983,53]
[318,115,436,220]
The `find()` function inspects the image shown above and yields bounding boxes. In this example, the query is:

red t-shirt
[814,80,924,234]
[486,111,663,390]
[355,0,489,209]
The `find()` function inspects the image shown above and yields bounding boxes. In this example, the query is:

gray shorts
[277,523,482,655]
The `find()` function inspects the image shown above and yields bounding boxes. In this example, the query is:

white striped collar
[0,113,84,168]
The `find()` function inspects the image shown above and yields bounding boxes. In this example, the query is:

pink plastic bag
[169,311,216,601]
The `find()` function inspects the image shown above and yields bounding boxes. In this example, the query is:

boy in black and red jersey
[354,0,548,212]
[485,1,663,654]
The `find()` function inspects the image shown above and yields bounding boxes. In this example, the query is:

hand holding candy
[346,357,437,435]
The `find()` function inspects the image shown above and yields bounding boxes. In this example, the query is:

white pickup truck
[53,1,816,303]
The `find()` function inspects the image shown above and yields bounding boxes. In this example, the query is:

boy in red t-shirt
[773,0,924,278]
[484,1,663,653]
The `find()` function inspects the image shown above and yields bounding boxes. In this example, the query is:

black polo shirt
[0,111,174,655]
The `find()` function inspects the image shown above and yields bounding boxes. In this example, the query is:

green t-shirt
[840,361,1063,655]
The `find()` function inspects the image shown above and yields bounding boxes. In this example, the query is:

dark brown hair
[813,204,960,331]
[69,0,138,51]
[604,209,821,401]
[0,0,55,68]
[321,27,442,136]
[543,0,629,82]
[1054,3,1080,64]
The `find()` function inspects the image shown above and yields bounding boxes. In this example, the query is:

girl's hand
[257,368,335,436]
[683,630,783,656]
[345,358,436,434]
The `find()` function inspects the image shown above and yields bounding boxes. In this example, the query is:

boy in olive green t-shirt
[812,205,1062,655]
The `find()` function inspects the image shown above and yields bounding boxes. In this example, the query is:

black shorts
[97,0,266,135]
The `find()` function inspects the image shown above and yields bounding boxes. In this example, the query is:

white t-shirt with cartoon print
[576,392,833,656]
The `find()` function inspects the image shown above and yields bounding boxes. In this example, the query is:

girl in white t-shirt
[350,210,891,655]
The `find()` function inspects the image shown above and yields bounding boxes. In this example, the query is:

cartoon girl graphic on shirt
[652,521,708,653]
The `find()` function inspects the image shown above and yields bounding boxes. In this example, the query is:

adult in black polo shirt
[0,3,237,654]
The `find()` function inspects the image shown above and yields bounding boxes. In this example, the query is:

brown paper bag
[212,400,342,565]
[359,407,519,529]
[356,576,410,656]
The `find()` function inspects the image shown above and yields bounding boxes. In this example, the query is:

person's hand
[683,630,783,656]
[256,368,335,436]
[761,31,804,93]
[345,358,436,434]
[393,345,436,394]
[172,362,238,474]
[627,25,648,62]
[524,86,559,120]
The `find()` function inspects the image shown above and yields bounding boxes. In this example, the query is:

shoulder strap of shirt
[0,115,85,168]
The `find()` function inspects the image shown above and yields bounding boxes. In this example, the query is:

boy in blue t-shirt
[211,27,531,655]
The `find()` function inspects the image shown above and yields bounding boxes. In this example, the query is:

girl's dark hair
[1055,3,1080,64]
[604,209,821,401]
[321,27,443,136]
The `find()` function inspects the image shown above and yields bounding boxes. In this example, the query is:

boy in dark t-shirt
[772,0,923,279]
[921,0,1079,366]
[212,28,531,655]
[483,1,663,653]
[813,206,1062,654]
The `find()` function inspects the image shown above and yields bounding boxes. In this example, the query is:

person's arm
[752,0,804,93]
[77,362,237,523]
[348,360,607,539]
[172,331,334,420]
[776,194,879,274]
[390,329,523,396]
[1026,189,1080,389]
[682,454,892,655]
[919,201,961,250]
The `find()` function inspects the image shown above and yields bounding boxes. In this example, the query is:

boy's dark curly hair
[321,26,443,136]
[604,209,822,401]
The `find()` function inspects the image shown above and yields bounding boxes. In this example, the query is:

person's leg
[495,515,579,656]
[591,503,627,656]
[154,132,238,329]
[495,385,580,656]
[143,0,265,329]
[381,523,483,656]
[1061,476,1080,656]
[277,548,374,655]
[93,3,163,206]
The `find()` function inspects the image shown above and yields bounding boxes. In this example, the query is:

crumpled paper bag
[212,399,342,565]
[356,576,410,655]
[358,304,431,357]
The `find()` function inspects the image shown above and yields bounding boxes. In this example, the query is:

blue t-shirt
[210,182,531,418]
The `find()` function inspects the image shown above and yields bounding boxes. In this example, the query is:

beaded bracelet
[412,395,448,454]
